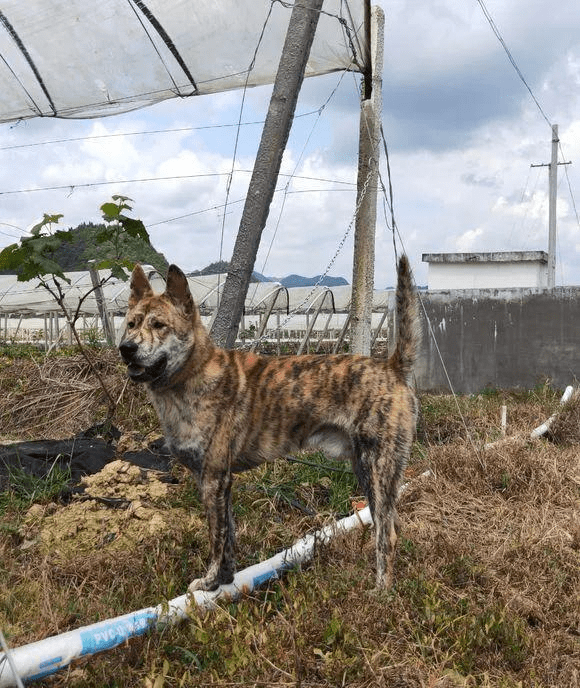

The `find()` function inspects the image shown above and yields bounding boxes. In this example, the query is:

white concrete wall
[428,261,548,290]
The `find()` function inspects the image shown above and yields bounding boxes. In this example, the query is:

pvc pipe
[0,510,371,686]
[530,385,574,438]
[0,633,23,688]
[500,405,507,437]
[0,471,432,687]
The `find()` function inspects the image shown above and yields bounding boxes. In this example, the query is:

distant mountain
[276,274,349,288]
[189,261,348,287]
[189,260,265,283]
[189,260,230,277]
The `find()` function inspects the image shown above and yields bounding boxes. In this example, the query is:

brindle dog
[119,256,419,592]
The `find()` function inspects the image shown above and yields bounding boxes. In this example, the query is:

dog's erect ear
[165,265,194,315]
[129,264,154,308]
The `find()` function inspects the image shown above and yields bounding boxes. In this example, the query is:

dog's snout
[119,339,138,361]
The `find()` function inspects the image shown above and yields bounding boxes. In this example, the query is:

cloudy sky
[1,0,580,289]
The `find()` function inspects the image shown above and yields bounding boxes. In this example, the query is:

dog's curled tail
[391,255,420,384]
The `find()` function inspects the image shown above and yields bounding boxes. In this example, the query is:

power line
[557,140,580,229]
[149,187,353,229]
[0,223,23,238]
[379,124,398,261]
[476,0,580,268]
[0,110,322,152]
[475,0,552,127]
[0,171,355,197]
[0,173,227,196]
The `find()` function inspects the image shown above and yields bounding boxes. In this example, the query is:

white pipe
[0,632,23,688]
[0,470,432,686]
[530,385,574,438]
[500,405,507,437]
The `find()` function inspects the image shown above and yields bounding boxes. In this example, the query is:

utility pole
[531,124,571,288]
[350,5,384,355]
[547,124,559,287]
[210,0,324,349]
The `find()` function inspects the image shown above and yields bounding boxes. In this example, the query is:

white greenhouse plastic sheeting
[0,270,397,316]
[0,0,366,123]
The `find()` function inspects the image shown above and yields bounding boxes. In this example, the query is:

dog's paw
[188,576,220,594]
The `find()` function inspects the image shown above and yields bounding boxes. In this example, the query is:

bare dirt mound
[20,460,203,561]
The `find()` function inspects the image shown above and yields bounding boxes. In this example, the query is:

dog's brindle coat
[119,256,419,592]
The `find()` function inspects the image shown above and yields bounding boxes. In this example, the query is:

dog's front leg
[188,469,235,593]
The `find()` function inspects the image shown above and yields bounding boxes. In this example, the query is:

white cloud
[455,227,484,252]
[1,0,580,291]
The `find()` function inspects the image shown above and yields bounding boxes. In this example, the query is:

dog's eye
[127,321,135,329]
[152,320,165,330]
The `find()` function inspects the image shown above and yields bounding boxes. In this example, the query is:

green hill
[189,260,264,283]
[56,222,169,274]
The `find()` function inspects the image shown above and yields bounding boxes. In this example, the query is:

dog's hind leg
[351,440,393,588]
[188,470,236,593]
[370,446,407,589]
[351,435,405,590]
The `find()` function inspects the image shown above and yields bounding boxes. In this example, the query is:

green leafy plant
[0,196,150,417]
[0,213,70,282]
[95,197,151,279]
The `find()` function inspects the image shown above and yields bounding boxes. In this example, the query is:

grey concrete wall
[414,287,580,394]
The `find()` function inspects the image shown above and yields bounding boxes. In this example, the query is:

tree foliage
[47,222,168,276]
[0,214,72,282]
[0,195,166,281]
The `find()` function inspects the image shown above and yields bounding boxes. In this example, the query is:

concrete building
[422,251,549,290]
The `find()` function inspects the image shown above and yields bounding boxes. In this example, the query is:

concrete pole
[547,124,558,289]
[350,6,384,355]
[210,0,324,349]
[531,123,572,288]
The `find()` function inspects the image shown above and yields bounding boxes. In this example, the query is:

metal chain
[236,160,376,350]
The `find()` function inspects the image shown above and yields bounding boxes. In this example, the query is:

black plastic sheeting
[0,425,173,494]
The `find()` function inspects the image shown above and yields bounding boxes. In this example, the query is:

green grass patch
[0,459,71,525]
[251,451,360,515]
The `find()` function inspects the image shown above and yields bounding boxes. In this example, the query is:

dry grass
[0,348,157,441]
[0,350,579,687]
